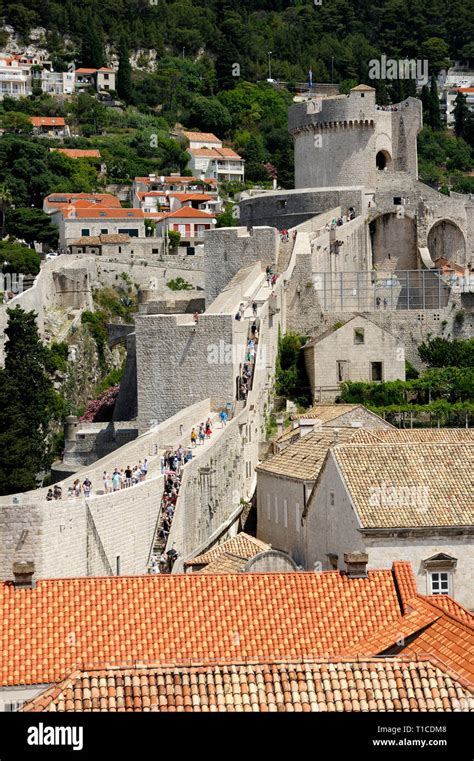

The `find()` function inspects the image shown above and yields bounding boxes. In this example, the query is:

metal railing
[313,269,454,312]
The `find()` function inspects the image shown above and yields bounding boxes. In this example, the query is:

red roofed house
[183,131,245,182]
[75,67,116,93]
[155,206,217,245]
[0,560,472,710]
[29,116,70,138]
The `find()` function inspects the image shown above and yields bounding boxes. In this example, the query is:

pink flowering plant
[79,385,120,423]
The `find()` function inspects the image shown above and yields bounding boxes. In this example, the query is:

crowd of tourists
[265,265,278,287]
[47,459,150,500]
[325,208,356,230]
[189,417,213,448]
[239,321,259,401]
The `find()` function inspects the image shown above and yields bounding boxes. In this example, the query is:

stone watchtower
[288,84,422,189]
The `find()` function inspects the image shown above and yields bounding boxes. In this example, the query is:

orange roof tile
[182,131,221,143]
[62,207,144,219]
[30,116,65,127]
[161,207,215,220]
[52,148,101,159]
[1,564,471,689]
[22,658,473,712]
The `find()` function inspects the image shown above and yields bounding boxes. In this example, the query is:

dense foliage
[275,331,311,406]
[0,307,65,494]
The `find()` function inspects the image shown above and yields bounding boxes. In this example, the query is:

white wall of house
[257,471,311,567]
[305,315,405,400]
[303,451,474,608]
[57,217,146,249]
[365,534,474,609]
[303,453,365,571]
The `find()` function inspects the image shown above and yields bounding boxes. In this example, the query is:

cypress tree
[429,74,442,130]
[0,308,56,494]
[80,14,106,69]
[117,35,133,103]
[453,91,470,138]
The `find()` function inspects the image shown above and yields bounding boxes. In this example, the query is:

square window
[393,197,402,205]
[430,571,450,595]
[81,229,90,236]
[354,328,365,344]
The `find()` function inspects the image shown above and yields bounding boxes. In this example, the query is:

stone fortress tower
[289,84,422,189]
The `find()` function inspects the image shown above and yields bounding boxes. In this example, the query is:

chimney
[333,427,340,444]
[344,552,368,579]
[12,561,35,588]
[276,417,284,435]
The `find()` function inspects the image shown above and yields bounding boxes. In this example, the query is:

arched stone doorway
[427,220,466,265]
[369,213,418,270]
[376,150,392,171]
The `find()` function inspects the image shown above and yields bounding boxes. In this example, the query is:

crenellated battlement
[289,85,422,189]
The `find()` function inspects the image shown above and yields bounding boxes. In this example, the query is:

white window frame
[429,570,451,596]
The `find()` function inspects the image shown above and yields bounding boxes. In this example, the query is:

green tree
[0,241,41,275]
[188,96,232,135]
[79,14,106,69]
[0,184,13,239]
[117,35,133,104]
[167,230,181,249]
[453,91,470,138]
[6,208,59,248]
[429,75,442,130]
[0,308,59,494]
[1,112,33,134]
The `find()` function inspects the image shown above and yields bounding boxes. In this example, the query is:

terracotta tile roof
[292,404,362,423]
[425,594,474,624]
[62,207,144,219]
[71,234,131,246]
[52,148,101,159]
[398,609,474,684]
[30,116,65,127]
[189,147,243,161]
[0,569,408,687]
[332,443,474,528]
[352,428,474,444]
[257,429,358,480]
[184,533,270,570]
[350,593,474,684]
[45,193,121,207]
[22,658,473,712]
[183,131,221,143]
[160,207,215,219]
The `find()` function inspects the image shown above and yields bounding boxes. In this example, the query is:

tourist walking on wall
[83,477,92,498]
[220,409,228,427]
[190,428,197,447]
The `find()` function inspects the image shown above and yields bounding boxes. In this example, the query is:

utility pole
[331,57,334,84]
[268,51,272,80]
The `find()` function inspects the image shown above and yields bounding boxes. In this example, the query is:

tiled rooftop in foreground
[22,658,473,713]
[1,562,472,688]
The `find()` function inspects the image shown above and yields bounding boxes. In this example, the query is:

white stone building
[303,431,474,609]
[183,131,245,183]
[303,314,406,402]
